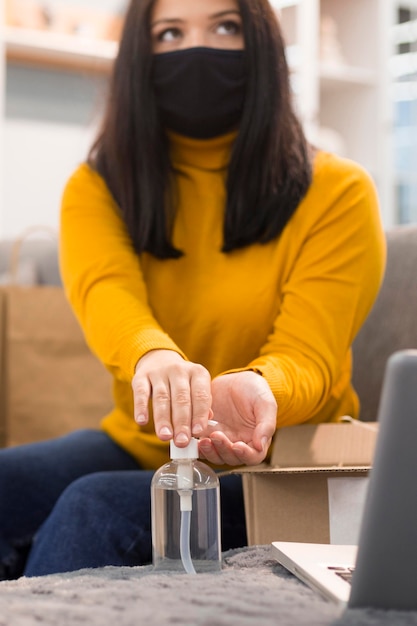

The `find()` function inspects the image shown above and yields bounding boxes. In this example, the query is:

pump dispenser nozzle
[170,437,199,461]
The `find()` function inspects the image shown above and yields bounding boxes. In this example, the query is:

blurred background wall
[0,0,415,238]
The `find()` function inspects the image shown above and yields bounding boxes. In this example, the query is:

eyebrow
[210,10,241,19]
[151,10,241,28]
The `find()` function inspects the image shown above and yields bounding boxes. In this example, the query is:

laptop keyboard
[327,566,355,584]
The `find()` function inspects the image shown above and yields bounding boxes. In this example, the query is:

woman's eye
[216,20,242,36]
[156,27,182,43]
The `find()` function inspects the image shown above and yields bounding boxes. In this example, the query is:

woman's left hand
[198,371,277,466]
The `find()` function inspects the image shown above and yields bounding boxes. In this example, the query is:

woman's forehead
[150,0,241,23]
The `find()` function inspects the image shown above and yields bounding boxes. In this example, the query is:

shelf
[270,0,300,9]
[285,44,300,71]
[3,26,117,73]
[320,63,377,89]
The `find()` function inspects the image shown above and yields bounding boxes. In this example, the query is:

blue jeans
[0,430,247,579]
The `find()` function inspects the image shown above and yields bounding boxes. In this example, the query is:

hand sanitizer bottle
[151,437,222,573]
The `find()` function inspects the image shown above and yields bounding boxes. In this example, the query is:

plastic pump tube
[180,508,196,575]
[176,455,197,575]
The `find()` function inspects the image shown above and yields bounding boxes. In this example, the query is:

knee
[49,471,152,525]
[26,471,153,574]
[52,473,114,519]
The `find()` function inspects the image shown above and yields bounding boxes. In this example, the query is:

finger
[209,432,269,466]
[231,441,267,466]
[190,369,212,437]
[253,433,273,458]
[198,438,224,465]
[151,379,174,441]
[204,413,220,434]
[252,392,277,451]
[209,433,249,466]
[170,377,193,446]
[132,375,151,426]
[200,436,265,467]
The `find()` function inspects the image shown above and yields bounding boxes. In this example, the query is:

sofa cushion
[352,225,417,422]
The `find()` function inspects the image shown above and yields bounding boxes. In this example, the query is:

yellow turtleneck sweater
[59,132,386,470]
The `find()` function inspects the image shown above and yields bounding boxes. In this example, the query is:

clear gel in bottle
[151,437,222,574]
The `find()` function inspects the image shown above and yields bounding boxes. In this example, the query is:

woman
[0,0,385,579]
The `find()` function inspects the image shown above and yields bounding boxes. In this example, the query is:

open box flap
[231,464,370,476]
[269,422,378,468]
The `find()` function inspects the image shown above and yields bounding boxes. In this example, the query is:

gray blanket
[1,545,416,626]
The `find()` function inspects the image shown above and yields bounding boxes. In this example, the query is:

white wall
[3,64,107,238]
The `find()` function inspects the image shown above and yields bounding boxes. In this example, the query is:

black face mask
[152,47,246,139]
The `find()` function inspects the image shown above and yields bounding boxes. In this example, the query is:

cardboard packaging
[233,422,378,546]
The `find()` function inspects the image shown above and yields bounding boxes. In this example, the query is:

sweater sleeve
[59,164,186,383]
[220,155,386,425]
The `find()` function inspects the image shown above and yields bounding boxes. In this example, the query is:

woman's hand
[132,349,212,447]
[199,371,277,466]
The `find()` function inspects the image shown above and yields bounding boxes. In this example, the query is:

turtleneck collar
[167,130,238,172]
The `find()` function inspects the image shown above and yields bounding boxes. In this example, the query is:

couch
[0,234,112,447]
[352,224,417,421]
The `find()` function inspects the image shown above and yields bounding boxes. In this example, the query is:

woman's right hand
[132,349,213,447]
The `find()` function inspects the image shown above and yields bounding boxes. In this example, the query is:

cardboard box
[234,422,378,546]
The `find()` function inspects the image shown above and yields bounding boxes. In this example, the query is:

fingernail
[135,414,147,425]
[160,426,172,437]
[192,424,203,435]
[261,436,268,450]
[175,432,188,445]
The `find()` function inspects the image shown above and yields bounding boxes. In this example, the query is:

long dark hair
[88,0,312,259]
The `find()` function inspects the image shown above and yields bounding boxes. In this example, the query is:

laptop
[272,349,417,611]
